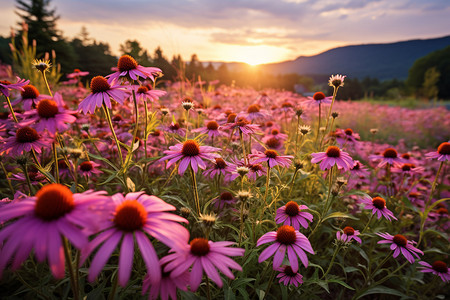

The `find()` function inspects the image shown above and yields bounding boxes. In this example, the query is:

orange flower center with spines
[190,238,210,256]
[266,137,281,149]
[313,92,325,101]
[0,112,8,119]
[401,153,410,159]
[343,226,355,236]
[372,197,386,209]
[266,121,273,127]
[282,102,293,108]
[79,161,93,172]
[437,142,450,155]
[182,140,200,156]
[151,129,161,136]
[352,163,360,170]
[436,207,448,215]
[214,158,226,169]
[271,129,279,135]
[247,104,260,113]
[284,266,296,276]
[117,55,138,72]
[0,80,12,85]
[74,69,81,73]
[34,184,75,221]
[16,126,39,143]
[137,86,148,94]
[206,121,219,130]
[393,234,407,247]
[432,261,448,273]
[90,76,110,94]
[169,123,180,130]
[285,201,299,216]
[21,85,40,99]
[112,114,123,122]
[276,225,297,245]
[383,148,398,158]
[401,163,415,171]
[227,113,237,123]
[220,192,233,201]
[265,149,278,159]
[249,164,262,172]
[326,146,340,158]
[58,160,68,169]
[114,200,147,231]
[236,117,249,127]
[344,128,353,136]
[37,99,58,118]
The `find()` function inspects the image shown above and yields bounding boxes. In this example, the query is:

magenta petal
[201,256,222,287]
[287,246,299,272]
[135,231,161,284]
[259,243,279,263]
[47,226,65,279]
[273,244,286,269]
[190,259,203,292]
[118,233,134,287]
[88,231,121,282]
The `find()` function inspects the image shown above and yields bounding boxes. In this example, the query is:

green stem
[4,95,18,123]
[323,166,334,214]
[361,214,374,235]
[52,142,59,184]
[131,89,139,156]
[185,109,189,141]
[315,104,321,148]
[366,252,393,285]
[262,268,276,300]
[239,201,245,246]
[294,116,301,156]
[324,87,338,133]
[1,161,15,197]
[41,71,53,97]
[62,236,79,300]
[263,167,271,208]
[190,166,201,215]
[321,245,341,279]
[102,103,123,166]
[205,276,212,300]
[288,169,299,197]
[239,130,247,165]
[108,273,119,300]
[22,164,33,195]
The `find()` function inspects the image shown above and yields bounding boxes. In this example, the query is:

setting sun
[216,44,292,65]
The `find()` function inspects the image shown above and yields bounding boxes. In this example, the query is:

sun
[218,45,289,66]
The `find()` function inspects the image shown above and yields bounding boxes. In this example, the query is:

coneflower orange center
[151,129,161,136]
[169,123,180,130]
[74,69,81,73]
[16,126,39,143]
[182,140,200,156]
[437,142,450,155]
[250,163,263,172]
[37,99,58,118]
[190,238,210,256]
[114,200,147,231]
[112,114,123,122]
[401,153,410,159]
[276,225,297,245]
[393,234,407,247]
[265,149,278,159]
[117,55,138,72]
[236,117,249,127]
[90,76,110,93]
[220,192,233,201]
[383,148,398,158]
[326,146,340,157]
[344,128,353,136]
[372,197,386,209]
[284,266,296,276]
[401,163,415,171]
[436,207,448,215]
[137,86,148,94]
[206,121,219,130]
[343,226,355,236]
[58,160,68,169]
[0,80,12,85]
[432,261,448,273]
[313,92,325,101]
[352,163,360,170]
[79,161,93,172]
[247,104,260,113]
[282,102,293,108]
[21,85,40,98]
[285,201,299,216]
[271,129,280,135]
[266,137,281,149]
[34,184,74,221]
[215,158,226,169]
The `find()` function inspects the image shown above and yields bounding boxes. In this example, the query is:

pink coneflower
[426,142,450,162]
[376,233,423,263]
[336,226,361,244]
[81,192,189,287]
[250,149,293,168]
[257,225,314,272]
[11,84,52,110]
[2,126,51,155]
[276,266,303,286]
[222,115,260,137]
[160,139,221,175]
[212,192,236,210]
[311,146,353,171]
[0,184,108,278]
[142,259,189,300]
[263,128,288,143]
[244,104,270,122]
[11,166,45,185]
[161,121,186,136]
[418,261,450,283]
[203,157,229,178]
[21,93,76,134]
[78,76,129,114]
[161,238,245,291]
[275,201,313,230]
[78,161,102,177]
[192,120,223,139]
[336,128,360,145]
[328,74,346,88]
[107,55,161,83]
[391,163,424,175]
[135,85,166,103]
[0,77,29,97]
[66,68,89,79]
[359,195,397,221]
[303,92,332,106]
[369,147,405,168]
[350,160,370,177]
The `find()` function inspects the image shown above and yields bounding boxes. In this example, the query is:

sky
[1,0,450,65]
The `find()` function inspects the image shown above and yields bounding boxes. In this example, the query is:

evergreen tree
[119,40,151,66]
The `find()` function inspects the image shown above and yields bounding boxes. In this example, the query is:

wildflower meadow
[0,33,450,300]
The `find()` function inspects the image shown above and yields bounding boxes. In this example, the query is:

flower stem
[323,166,334,214]
[288,169,299,197]
[294,116,301,156]
[361,214,374,234]
[40,71,53,97]
[102,103,123,166]
[324,87,338,133]
[62,236,79,300]
[425,161,444,208]
[321,244,341,279]
[239,201,245,246]
[108,273,119,300]
[131,88,139,154]
[190,166,201,215]
[205,276,212,300]
[4,95,18,123]
[22,164,33,195]
[1,161,15,197]
[264,167,271,208]
[315,103,321,148]
[52,142,59,184]
[366,252,393,285]
[239,130,248,165]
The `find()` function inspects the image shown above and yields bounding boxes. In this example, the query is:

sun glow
[217,45,291,66]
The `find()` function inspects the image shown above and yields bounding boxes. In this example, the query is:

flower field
[0,56,449,300]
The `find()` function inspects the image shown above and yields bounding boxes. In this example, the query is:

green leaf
[88,153,119,171]
[328,278,355,290]
[323,212,359,222]
[356,286,410,299]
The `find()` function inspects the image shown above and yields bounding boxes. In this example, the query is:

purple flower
[336,227,362,244]
[11,84,52,110]
[311,146,353,171]
[161,238,245,291]
[0,184,108,278]
[78,76,129,114]
[81,192,189,287]
[135,85,166,103]
[376,233,423,264]
[221,115,260,137]
[212,192,236,210]
[257,225,315,272]
[426,142,450,162]
[107,55,161,84]
[160,121,186,137]
[159,139,221,175]
[250,149,293,168]
[243,104,271,122]
[78,161,102,177]
[0,77,29,97]
[303,92,332,106]
[192,120,223,139]
[275,201,313,230]
[203,157,229,178]
[359,195,397,221]
[418,260,450,283]
[369,147,405,168]
[2,125,51,155]
[66,69,89,79]
[276,266,303,287]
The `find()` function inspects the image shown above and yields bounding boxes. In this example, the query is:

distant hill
[207,36,450,81]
